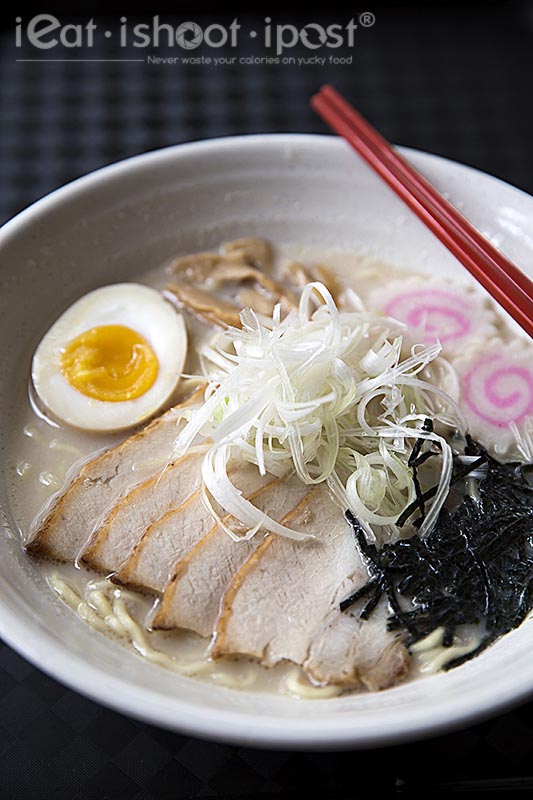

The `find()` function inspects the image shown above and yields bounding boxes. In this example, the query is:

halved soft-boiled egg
[31,283,187,431]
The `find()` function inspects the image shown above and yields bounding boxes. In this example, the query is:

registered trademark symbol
[359,11,376,27]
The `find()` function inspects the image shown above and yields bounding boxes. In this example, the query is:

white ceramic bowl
[1,134,533,749]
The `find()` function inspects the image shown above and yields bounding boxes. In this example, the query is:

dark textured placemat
[2,6,533,798]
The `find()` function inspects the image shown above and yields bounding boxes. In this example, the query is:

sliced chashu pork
[115,463,270,593]
[153,476,310,637]
[27,388,204,563]
[82,447,207,575]
[212,485,409,690]
[304,603,409,691]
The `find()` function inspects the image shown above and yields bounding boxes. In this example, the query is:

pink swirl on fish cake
[384,289,471,345]
[462,354,533,428]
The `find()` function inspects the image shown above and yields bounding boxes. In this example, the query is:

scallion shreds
[174,282,465,541]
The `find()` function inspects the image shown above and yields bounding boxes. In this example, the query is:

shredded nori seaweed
[408,417,434,521]
[341,437,533,670]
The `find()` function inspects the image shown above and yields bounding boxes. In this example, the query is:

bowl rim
[3,132,533,243]
[1,132,533,750]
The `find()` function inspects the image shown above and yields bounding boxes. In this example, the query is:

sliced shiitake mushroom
[165,283,242,328]
[311,264,344,305]
[169,238,273,284]
[281,261,343,305]
[169,251,243,284]
[281,261,312,291]
[237,287,277,316]
[206,264,297,310]
[167,239,343,328]
[222,238,273,271]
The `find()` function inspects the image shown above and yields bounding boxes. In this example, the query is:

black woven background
[2,4,533,797]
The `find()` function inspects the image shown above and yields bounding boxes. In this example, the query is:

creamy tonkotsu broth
[7,239,533,697]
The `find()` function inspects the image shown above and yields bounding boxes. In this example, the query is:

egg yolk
[60,325,159,402]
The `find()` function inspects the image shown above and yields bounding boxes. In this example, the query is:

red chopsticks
[311,84,533,339]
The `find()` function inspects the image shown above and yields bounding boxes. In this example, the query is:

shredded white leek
[175,282,465,543]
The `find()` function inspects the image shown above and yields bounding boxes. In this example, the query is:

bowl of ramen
[1,134,533,749]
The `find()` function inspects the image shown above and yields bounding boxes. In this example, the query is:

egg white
[31,283,187,431]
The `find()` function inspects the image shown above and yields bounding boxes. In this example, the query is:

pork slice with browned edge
[115,462,271,593]
[27,388,204,563]
[212,485,409,690]
[153,476,310,637]
[81,447,207,575]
